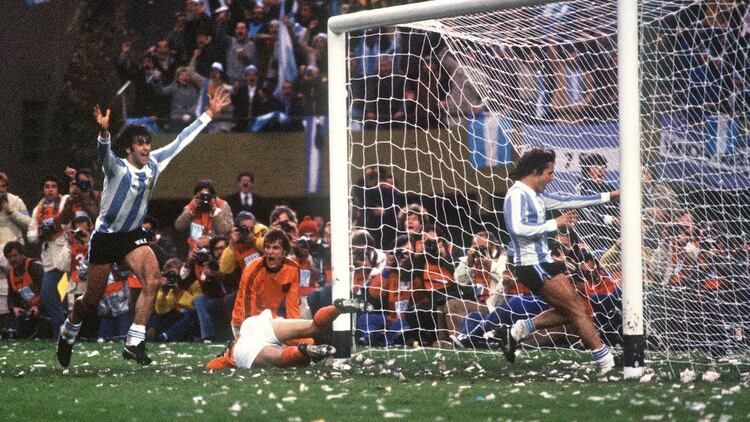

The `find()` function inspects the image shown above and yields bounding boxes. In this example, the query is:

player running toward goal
[56,89,231,367]
[492,148,619,376]
[207,298,371,369]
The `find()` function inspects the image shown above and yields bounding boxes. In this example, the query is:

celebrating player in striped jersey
[56,88,231,367]
[492,148,620,376]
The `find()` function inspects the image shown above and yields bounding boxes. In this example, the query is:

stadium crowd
[1,0,749,362]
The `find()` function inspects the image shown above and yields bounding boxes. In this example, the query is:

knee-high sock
[280,346,311,367]
[313,305,339,328]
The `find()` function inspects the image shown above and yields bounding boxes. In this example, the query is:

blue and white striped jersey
[95,113,212,234]
[503,181,610,266]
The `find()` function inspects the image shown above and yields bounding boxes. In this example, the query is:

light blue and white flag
[303,116,327,193]
[274,0,298,99]
[466,112,513,169]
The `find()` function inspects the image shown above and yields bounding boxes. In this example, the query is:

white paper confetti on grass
[228,402,242,414]
[680,369,696,383]
[702,371,720,383]
[299,383,309,392]
[326,392,348,400]
[383,412,405,418]
[193,396,206,406]
[321,385,333,392]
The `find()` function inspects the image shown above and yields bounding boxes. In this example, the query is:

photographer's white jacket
[27,195,71,272]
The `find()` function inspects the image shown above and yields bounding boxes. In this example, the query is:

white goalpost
[328,0,750,377]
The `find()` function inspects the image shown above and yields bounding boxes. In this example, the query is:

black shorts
[88,228,151,265]
[515,261,568,295]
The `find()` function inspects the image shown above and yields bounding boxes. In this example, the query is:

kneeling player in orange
[208,298,369,369]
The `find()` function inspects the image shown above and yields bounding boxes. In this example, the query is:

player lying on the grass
[492,148,619,376]
[207,298,371,369]
[56,89,231,368]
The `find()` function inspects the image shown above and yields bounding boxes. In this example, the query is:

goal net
[334,0,750,367]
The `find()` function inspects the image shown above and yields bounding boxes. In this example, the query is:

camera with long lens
[236,223,251,238]
[424,238,439,257]
[195,247,212,264]
[39,218,57,240]
[163,271,178,290]
[72,228,87,241]
[280,220,292,232]
[77,180,92,193]
[197,192,213,212]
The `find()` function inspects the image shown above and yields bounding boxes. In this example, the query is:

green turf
[1,340,748,421]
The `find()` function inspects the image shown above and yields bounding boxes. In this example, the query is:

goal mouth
[328,0,750,370]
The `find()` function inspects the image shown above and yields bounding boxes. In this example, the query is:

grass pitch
[1,340,748,421]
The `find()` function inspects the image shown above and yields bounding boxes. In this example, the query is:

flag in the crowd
[466,112,513,169]
[304,116,327,193]
[251,111,290,132]
[274,0,298,99]
[660,114,749,189]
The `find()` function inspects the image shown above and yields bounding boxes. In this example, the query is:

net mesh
[343,0,750,365]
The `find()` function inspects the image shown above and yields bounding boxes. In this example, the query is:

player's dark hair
[3,241,25,257]
[511,149,556,180]
[580,153,607,178]
[264,228,291,253]
[116,124,152,156]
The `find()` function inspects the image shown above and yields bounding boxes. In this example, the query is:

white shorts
[233,309,281,368]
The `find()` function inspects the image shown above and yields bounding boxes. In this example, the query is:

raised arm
[93,106,122,179]
[542,191,612,211]
[151,87,231,168]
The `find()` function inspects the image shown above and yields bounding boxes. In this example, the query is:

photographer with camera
[149,257,201,342]
[4,242,46,338]
[59,168,100,226]
[219,211,267,291]
[27,176,70,339]
[292,216,325,319]
[413,224,461,346]
[0,172,31,247]
[182,235,228,341]
[356,235,417,347]
[175,179,233,250]
[446,231,507,341]
[62,215,93,309]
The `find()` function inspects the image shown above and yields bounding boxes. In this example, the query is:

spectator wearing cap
[224,171,268,222]
[223,21,259,90]
[575,153,619,256]
[175,179,234,251]
[196,62,235,132]
[231,64,261,131]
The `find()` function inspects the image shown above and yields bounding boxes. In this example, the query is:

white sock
[592,346,614,368]
[126,324,146,346]
[511,319,536,341]
[62,319,82,344]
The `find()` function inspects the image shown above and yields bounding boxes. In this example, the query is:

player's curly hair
[511,148,555,180]
[115,124,152,156]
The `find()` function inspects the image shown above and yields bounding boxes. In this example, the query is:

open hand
[206,87,231,118]
[555,210,577,228]
[94,105,111,131]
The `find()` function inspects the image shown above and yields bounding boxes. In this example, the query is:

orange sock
[280,346,310,367]
[313,305,339,328]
